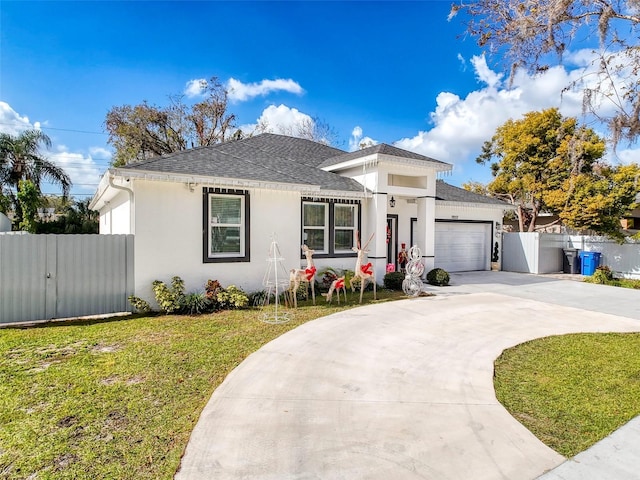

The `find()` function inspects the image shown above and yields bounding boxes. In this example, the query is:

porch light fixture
[390,196,396,208]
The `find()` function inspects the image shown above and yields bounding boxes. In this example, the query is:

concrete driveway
[175,272,640,480]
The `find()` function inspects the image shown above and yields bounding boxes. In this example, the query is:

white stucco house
[90,134,509,300]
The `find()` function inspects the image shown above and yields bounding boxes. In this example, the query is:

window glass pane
[335,205,355,227]
[211,196,241,224]
[304,228,325,251]
[303,204,326,227]
[335,229,354,251]
[210,226,241,254]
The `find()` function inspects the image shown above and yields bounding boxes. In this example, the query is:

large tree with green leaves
[0,129,72,205]
[105,77,238,166]
[451,0,640,145]
[476,108,606,231]
[557,163,640,239]
[475,108,639,238]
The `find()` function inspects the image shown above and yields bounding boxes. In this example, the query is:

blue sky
[1,1,637,198]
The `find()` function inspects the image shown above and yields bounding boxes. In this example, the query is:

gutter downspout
[109,176,135,234]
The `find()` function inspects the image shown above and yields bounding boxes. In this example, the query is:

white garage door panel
[435,222,490,272]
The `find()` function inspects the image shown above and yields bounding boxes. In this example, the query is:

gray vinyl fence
[502,232,640,279]
[0,234,134,325]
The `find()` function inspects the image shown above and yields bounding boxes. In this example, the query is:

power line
[0,122,107,136]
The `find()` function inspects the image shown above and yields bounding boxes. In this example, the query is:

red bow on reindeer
[361,262,373,276]
[335,278,345,289]
[305,266,317,281]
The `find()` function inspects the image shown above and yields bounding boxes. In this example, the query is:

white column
[417,196,436,274]
[367,192,388,282]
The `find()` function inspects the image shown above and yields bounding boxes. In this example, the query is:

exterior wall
[132,180,308,302]
[436,203,506,268]
[502,233,564,274]
[340,162,439,280]
[99,191,131,235]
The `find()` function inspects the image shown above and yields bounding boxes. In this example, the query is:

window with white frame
[302,202,328,253]
[334,204,357,253]
[302,199,360,256]
[203,189,250,262]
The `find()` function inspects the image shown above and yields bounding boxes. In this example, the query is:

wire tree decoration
[261,237,291,324]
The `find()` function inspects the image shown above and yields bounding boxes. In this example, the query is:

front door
[386,215,398,270]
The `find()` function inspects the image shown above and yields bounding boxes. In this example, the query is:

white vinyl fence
[502,232,640,279]
[0,234,134,325]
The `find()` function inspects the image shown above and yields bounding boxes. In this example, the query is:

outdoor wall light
[390,196,396,208]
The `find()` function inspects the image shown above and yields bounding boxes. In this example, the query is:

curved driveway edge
[176,275,640,480]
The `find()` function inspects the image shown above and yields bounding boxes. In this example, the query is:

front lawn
[494,333,640,457]
[0,290,402,479]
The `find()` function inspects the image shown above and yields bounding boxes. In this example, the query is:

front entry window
[302,199,360,257]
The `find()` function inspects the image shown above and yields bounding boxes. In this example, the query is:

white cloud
[0,101,41,135]
[251,104,312,135]
[0,102,107,195]
[227,78,303,102]
[50,145,105,193]
[470,54,503,89]
[394,52,622,168]
[349,125,378,151]
[184,78,207,98]
[457,53,467,71]
[610,147,640,165]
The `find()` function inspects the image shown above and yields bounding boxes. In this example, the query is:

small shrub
[128,295,152,313]
[317,267,340,292]
[426,268,450,286]
[205,280,223,301]
[383,271,405,290]
[591,265,614,284]
[248,290,268,307]
[216,285,249,309]
[152,276,185,313]
[180,292,211,315]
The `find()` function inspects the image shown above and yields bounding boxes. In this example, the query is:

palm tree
[0,129,72,199]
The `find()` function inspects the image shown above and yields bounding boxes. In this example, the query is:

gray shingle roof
[122,133,364,192]
[435,180,508,206]
[319,143,451,169]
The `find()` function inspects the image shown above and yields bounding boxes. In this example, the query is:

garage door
[435,222,490,272]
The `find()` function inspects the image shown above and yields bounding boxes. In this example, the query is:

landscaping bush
[384,271,405,290]
[152,276,185,313]
[128,295,151,313]
[216,285,249,309]
[426,268,450,286]
[590,265,614,284]
[180,292,211,315]
[248,290,270,307]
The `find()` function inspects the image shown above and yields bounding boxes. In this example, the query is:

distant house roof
[121,133,364,193]
[435,180,508,206]
[319,143,451,170]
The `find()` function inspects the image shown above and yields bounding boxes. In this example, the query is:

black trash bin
[562,248,581,274]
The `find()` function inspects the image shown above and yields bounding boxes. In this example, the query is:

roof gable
[319,143,451,170]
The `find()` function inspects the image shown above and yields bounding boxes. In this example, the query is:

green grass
[0,290,403,479]
[494,333,640,457]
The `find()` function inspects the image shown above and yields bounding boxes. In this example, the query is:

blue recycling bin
[581,251,602,276]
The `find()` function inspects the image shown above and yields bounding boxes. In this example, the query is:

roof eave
[436,200,514,209]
